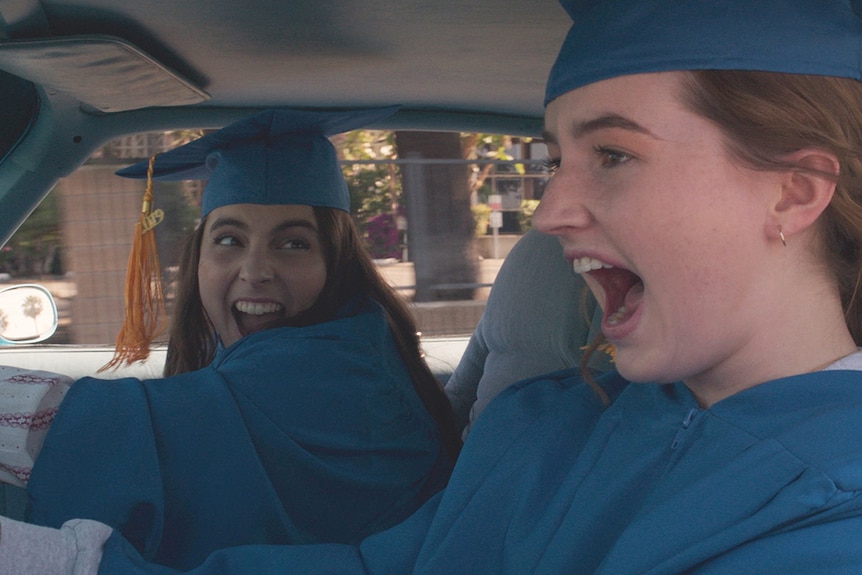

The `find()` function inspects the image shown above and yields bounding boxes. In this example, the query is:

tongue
[624,280,644,309]
[604,277,644,328]
[234,309,283,337]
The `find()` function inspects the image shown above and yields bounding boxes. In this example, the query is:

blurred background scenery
[0,129,550,344]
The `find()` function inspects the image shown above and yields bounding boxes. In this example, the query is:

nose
[532,168,593,236]
[239,249,274,286]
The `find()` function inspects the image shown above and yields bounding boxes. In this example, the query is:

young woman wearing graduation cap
[0,107,459,572]
[5,0,862,573]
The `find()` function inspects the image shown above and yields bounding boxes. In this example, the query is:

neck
[685,270,856,408]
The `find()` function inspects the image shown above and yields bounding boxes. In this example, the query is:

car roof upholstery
[0,0,569,241]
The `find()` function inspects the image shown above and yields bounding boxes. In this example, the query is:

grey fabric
[445,229,610,437]
[0,516,111,575]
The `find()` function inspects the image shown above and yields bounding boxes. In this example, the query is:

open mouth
[232,300,286,337]
[572,257,644,331]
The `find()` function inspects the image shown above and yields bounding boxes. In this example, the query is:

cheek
[302,264,327,302]
[624,169,758,260]
[196,257,227,310]
[614,184,756,309]
[285,259,327,306]
[637,207,763,333]
[197,257,218,288]
[196,259,215,286]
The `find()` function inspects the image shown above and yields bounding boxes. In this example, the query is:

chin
[220,327,244,348]
[613,352,676,385]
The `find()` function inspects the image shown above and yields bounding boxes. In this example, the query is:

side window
[0,71,38,165]
[0,130,549,346]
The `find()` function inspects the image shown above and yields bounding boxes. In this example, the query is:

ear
[768,149,839,240]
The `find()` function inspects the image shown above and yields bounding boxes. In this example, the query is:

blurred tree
[339,130,534,300]
[21,293,43,333]
[395,131,478,302]
[154,180,201,272]
[465,134,527,204]
[338,130,404,259]
[0,191,62,277]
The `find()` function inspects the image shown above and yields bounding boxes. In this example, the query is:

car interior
[0,0,570,243]
[0,0,606,520]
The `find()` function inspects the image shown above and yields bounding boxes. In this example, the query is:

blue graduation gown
[26,298,452,571]
[98,368,862,573]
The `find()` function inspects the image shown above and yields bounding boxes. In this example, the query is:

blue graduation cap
[116,106,400,215]
[546,0,862,105]
[103,106,399,371]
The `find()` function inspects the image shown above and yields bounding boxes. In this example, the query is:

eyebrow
[208,216,319,234]
[543,113,659,143]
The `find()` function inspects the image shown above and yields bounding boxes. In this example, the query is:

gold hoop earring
[778,225,787,247]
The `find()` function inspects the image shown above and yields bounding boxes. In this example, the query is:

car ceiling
[0,0,570,242]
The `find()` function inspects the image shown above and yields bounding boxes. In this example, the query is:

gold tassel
[579,342,616,363]
[100,155,166,371]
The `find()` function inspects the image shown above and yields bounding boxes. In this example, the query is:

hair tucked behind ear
[579,70,862,397]
[677,70,862,344]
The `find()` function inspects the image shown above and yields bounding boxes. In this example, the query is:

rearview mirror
[0,284,58,344]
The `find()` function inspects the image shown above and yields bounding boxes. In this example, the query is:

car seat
[445,229,612,438]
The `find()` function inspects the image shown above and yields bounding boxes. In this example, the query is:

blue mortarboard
[116,106,400,215]
[546,0,862,105]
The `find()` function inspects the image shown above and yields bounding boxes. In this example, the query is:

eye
[214,234,241,247]
[280,237,312,250]
[542,156,560,175]
[594,146,633,168]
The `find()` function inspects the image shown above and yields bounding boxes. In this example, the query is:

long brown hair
[164,206,461,456]
[580,70,862,399]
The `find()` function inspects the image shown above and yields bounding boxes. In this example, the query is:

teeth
[572,257,614,274]
[235,301,283,315]
[607,305,628,326]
